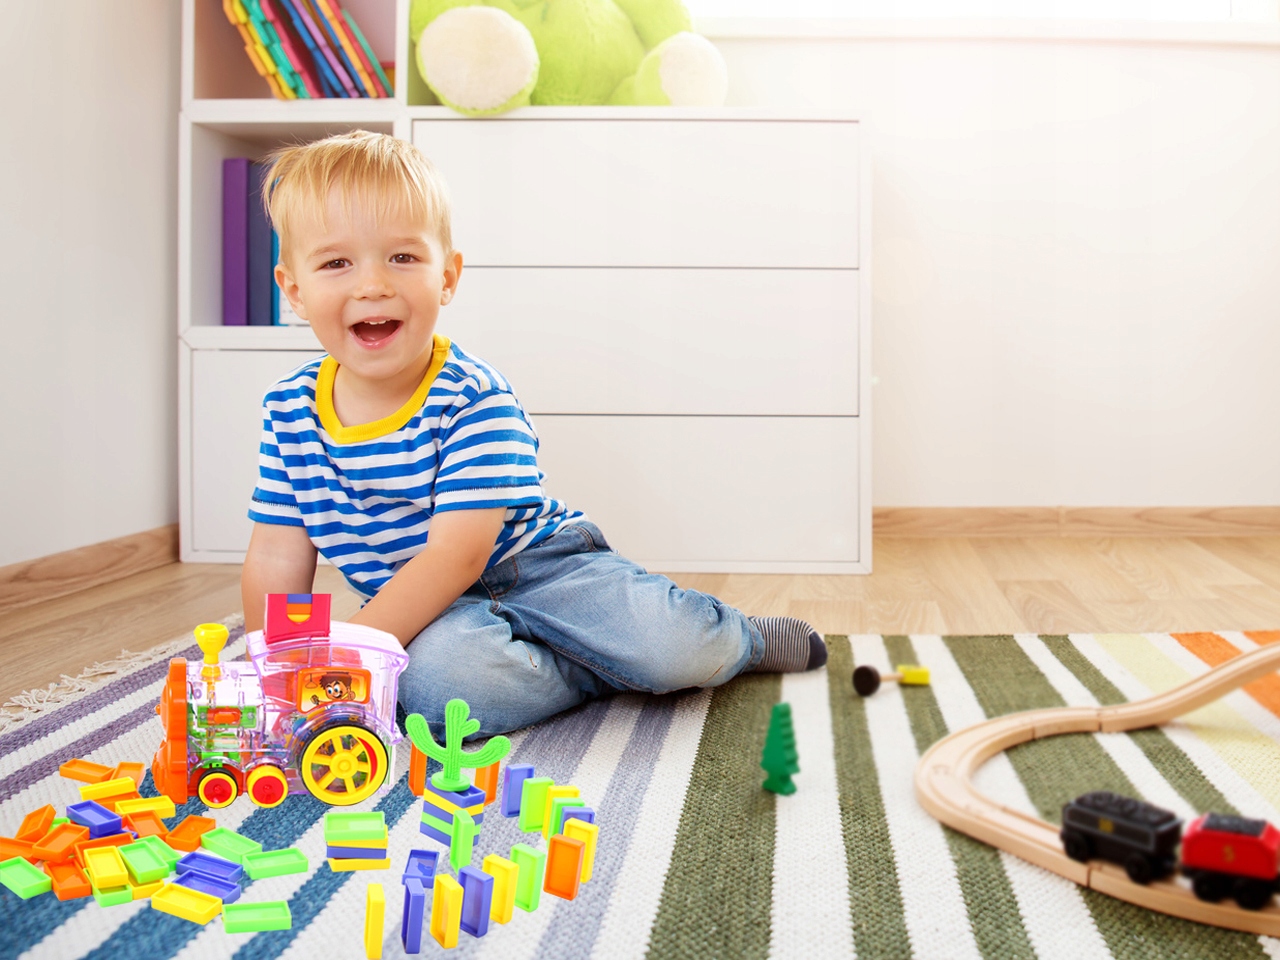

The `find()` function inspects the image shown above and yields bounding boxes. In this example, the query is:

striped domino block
[420,812,479,846]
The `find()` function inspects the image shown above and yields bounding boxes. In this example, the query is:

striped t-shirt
[249,335,583,600]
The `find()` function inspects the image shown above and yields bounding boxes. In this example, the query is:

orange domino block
[16,805,56,842]
[112,762,145,787]
[79,777,138,802]
[45,860,92,901]
[166,815,216,852]
[408,744,426,798]
[60,758,115,783]
[123,811,169,841]
[73,832,133,868]
[33,822,90,863]
[0,836,37,862]
[474,762,500,806]
[543,835,584,901]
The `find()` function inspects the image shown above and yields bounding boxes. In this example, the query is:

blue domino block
[403,849,437,887]
[425,781,486,810]
[175,870,242,903]
[67,800,122,839]
[422,799,484,828]
[176,850,244,884]
[458,865,493,938]
[501,764,535,818]
[325,845,388,859]
[402,877,426,953]
[561,807,596,833]
[419,822,452,846]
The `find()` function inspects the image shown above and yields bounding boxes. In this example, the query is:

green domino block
[421,811,453,834]
[51,817,69,827]
[135,835,179,871]
[201,828,263,865]
[223,900,293,933]
[549,797,585,837]
[0,856,52,899]
[448,810,475,873]
[323,811,386,844]
[120,841,170,885]
[242,848,309,880]
[92,883,133,907]
[518,777,555,833]
[510,843,545,913]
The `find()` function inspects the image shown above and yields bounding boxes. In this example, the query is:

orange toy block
[60,758,115,783]
[165,815,217,852]
[0,836,36,862]
[45,860,92,901]
[73,832,133,868]
[123,811,169,841]
[543,835,585,901]
[16,805,56,842]
[474,762,500,806]
[33,822,90,863]
[112,762,145,787]
[408,744,426,798]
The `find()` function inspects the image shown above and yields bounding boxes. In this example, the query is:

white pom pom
[416,7,538,113]
[657,33,728,107]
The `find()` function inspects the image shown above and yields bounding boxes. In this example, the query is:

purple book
[222,157,250,326]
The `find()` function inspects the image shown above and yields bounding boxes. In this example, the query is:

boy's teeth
[352,319,400,343]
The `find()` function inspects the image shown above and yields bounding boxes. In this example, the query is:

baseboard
[0,525,179,617]
[873,506,1280,538]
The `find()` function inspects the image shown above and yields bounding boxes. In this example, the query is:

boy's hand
[241,522,319,633]
[349,507,506,646]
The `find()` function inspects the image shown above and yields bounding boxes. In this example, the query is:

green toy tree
[761,702,800,795]
[405,699,512,793]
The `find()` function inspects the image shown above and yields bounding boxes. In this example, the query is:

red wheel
[247,765,288,808]
[197,770,237,808]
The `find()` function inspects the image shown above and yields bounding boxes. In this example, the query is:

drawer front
[191,349,323,553]
[532,415,860,565]
[413,119,859,268]
[439,267,859,415]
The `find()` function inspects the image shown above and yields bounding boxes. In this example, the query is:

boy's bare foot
[747,616,828,673]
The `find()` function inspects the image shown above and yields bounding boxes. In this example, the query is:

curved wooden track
[914,641,1280,935]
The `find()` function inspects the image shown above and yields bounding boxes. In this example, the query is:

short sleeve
[433,389,546,513]
[248,413,305,527]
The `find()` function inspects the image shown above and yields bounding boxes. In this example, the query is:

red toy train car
[1182,813,1280,910]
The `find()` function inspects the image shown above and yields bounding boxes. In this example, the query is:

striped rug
[4,628,1280,959]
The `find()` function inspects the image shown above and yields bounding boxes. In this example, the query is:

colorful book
[319,0,379,97]
[247,162,274,326]
[261,0,322,97]
[222,158,250,326]
[292,0,359,97]
[243,0,307,98]
[223,0,291,99]
[310,0,373,96]
[274,0,343,97]
[343,10,392,97]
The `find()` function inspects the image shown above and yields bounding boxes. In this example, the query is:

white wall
[0,2,181,566]
[715,33,1280,507]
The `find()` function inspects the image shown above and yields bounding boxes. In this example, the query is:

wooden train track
[914,641,1280,935]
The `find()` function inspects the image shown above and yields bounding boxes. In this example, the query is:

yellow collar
[315,335,451,444]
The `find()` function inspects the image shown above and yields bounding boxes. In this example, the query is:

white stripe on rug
[912,635,1111,960]
[588,690,712,960]
[770,666,855,960]
[853,635,982,960]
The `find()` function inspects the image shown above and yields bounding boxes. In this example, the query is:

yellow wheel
[300,725,388,806]
[197,770,238,808]
[246,765,289,808]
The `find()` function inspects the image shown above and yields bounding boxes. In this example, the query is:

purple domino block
[458,866,493,938]
[500,764,535,818]
[326,845,388,859]
[175,870,241,903]
[176,850,244,884]
[402,849,437,887]
[401,877,426,953]
[425,781,486,809]
[66,800,122,839]
[561,807,596,833]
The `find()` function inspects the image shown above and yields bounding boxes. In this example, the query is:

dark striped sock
[747,617,827,673]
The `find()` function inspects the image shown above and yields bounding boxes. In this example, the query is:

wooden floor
[3,535,1280,706]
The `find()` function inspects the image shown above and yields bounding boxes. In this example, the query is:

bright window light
[686,0,1238,19]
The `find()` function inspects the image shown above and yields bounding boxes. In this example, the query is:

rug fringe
[0,614,244,734]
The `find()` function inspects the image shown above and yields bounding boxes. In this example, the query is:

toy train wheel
[1192,872,1230,903]
[1235,878,1273,911]
[1124,853,1154,885]
[247,765,289,808]
[1061,829,1091,863]
[300,724,388,806]
[197,770,238,808]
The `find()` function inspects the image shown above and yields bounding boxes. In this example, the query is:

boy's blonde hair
[262,130,452,267]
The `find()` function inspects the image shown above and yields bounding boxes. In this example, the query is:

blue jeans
[398,521,764,737]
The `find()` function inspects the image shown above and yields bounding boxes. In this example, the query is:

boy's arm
[348,506,506,647]
[241,522,319,633]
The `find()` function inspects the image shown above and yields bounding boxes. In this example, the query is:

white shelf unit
[178,0,872,572]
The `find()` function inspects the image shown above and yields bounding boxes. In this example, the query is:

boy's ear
[440,249,463,305]
[274,262,308,320]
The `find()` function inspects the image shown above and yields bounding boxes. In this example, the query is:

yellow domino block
[327,835,388,849]
[328,857,390,872]
[79,778,137,802]
[541,785,579,839]
[115,796,177,818]
[84,846,129,888]
[563,819,599,883]
[364,883,384,959]
[897,665,930,686]
[151,882,222,925]
[131,879,164,899]
[430,874,463,949]
[482,853,518,925]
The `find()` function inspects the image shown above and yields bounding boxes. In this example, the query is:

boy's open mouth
[351,318,402,344]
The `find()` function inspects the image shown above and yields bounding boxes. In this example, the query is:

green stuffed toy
[411,0,728,116]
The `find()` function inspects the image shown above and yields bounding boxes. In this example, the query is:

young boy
[241,131,826,737]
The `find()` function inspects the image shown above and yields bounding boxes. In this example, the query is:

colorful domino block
[564,818,600,883]
[482,853,518,925]
[401,877,426,953]
[510,843,545,913]
[541,785,580,838]
[364,883,384,959]
[402,849,437,887]
[543,834,585,901]
[474,761,500,805]
[430,874,463,948]
[518,777,554,833]
[501,764,535,818]
[458,866,493,938]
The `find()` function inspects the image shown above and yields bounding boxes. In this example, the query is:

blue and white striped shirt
[249,335,584,600]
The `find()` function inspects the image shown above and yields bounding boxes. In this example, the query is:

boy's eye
[320,259,348,270]
[391,253,417,264]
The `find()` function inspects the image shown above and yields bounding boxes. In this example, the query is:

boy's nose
[354,268,394,298]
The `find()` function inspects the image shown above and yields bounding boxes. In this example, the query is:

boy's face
[275,188,462,395]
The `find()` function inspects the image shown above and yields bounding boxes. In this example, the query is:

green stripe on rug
[1041,635,1239,817]
[885,636,1036,960]
[827,636,913,960]
[645,673,780,960]
[946,636,1268,960]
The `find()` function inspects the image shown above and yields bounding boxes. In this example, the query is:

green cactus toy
[405,699,511,793]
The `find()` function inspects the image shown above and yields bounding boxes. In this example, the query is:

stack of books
[222,0,393,99]
[222,158,306,326]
